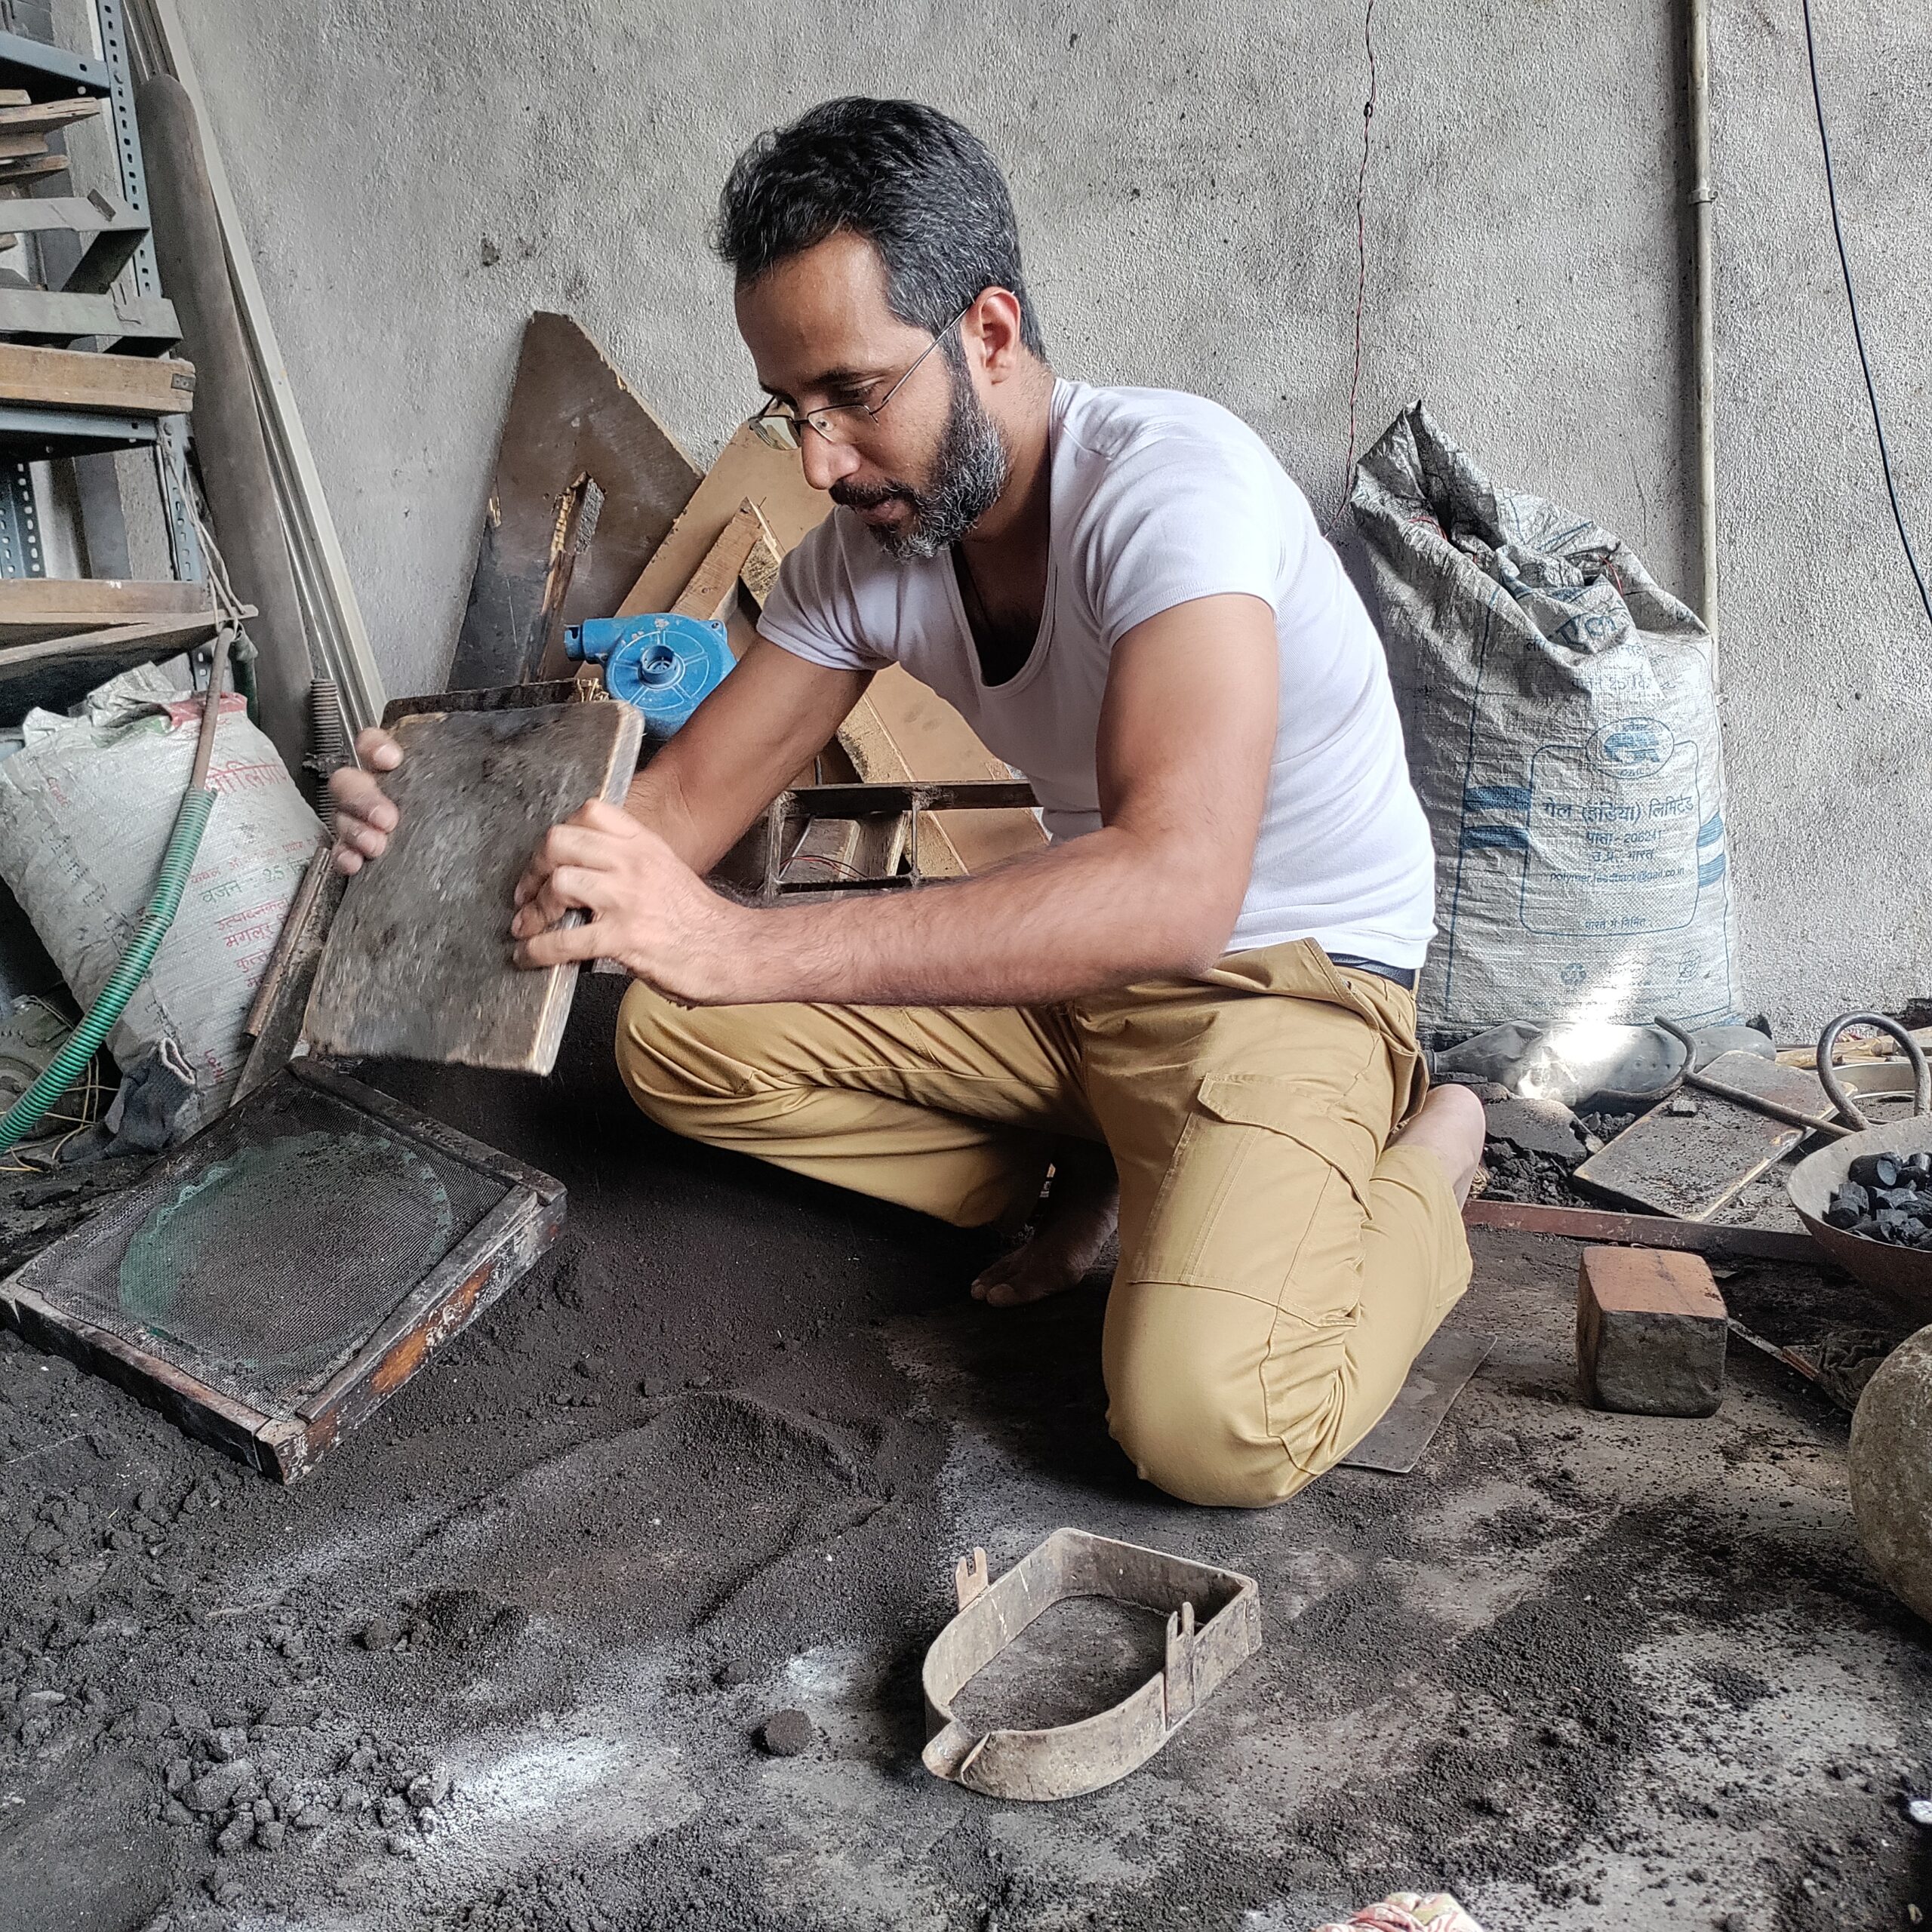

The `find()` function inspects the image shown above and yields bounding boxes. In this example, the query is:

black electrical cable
[1801,0,1932,631]
[1343,0,1379,494]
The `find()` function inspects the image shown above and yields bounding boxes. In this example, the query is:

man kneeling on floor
[331,97,1484,1509]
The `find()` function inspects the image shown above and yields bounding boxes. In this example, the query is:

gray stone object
[1850,1326,1932,1624]
[1483,1095,1588,1164]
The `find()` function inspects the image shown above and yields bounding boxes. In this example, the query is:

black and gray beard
[832,358,1011,561]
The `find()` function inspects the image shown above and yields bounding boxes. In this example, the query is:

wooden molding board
[0,342,193,417]
[447,312,703,691]
[303,701,644,1072]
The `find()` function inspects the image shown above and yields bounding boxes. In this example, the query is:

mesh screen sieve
[27,1079,509,1417]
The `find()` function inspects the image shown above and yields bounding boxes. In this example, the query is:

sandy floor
[2,978,1929,1932]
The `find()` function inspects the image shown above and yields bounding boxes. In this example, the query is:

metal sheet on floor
[1340,1328,1496,1475]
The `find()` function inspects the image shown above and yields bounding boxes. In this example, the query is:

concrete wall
[174,0,1930,1033]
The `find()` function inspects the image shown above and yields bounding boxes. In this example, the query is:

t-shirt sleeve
[1076,423,1307,647]
[754,515,894,672]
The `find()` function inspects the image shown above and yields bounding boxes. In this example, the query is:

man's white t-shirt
[756,378,1436,968]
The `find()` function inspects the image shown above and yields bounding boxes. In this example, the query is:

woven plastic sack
[0,664,321,1135]
[1351,405,1743,1046]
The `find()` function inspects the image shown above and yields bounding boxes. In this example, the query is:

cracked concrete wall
[175,0,1930,1032]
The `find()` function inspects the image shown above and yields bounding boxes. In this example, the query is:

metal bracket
[954,1546,989,1611]
[921,1527,1261,1802]
[749,780,1039,903]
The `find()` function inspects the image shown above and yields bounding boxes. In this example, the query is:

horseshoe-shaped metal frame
[921,1527,1261,1801]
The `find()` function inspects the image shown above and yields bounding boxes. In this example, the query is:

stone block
[1576,1246,1726,1417]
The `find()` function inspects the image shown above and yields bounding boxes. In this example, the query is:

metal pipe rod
[137,71,315,786]
[1687,0,1719,634]
[187,624,234,792]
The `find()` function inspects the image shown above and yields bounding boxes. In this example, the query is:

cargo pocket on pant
[1126,1073,1381,1325]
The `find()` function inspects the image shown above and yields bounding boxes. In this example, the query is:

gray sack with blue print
[1351,404,1741,1048]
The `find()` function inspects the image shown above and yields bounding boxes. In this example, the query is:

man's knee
[1105,1292,1346,1509]
[614,980,758,1133]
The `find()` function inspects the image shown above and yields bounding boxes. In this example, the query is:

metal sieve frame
[0,1063,565,1482]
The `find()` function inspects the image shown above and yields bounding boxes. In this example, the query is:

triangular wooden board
[446,313,703,690]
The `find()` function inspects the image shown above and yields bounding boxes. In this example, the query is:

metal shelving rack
[0,0,200,582]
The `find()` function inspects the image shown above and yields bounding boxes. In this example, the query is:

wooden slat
[0,131,47,160]
[0,577,213,645]
[672,500,764,623]
[0,611,248,730]
[232,843,340,1108]
[0,152,64,183]
[0,96,100,134]
[620,422,827,615]
[0,610,228,679]
[0,342,193,416]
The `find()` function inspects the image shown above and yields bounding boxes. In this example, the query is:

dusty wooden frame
[0,1063,565,1481]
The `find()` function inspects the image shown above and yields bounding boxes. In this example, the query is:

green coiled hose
[0,629,235,1153]
[0,789,216,1151]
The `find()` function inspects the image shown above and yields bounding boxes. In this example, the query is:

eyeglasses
[749,303,972,451]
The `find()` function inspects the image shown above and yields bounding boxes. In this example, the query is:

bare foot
[1392,1083,1488,1204]
[971,1142,1119,1309]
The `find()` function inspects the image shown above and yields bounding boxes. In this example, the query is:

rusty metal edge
[1463,1196,1820,1263]
[291,1186,561,1423]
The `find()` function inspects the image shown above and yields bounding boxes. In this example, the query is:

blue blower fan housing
[564,613,735,737]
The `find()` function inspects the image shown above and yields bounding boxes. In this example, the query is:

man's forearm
[614,644,875,875]
[703,824,1236,1008]
[622,754,755,877]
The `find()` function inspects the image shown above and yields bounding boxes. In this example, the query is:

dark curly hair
[715,97,1045,358]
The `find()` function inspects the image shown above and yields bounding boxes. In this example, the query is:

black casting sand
[2,977,1930,1930]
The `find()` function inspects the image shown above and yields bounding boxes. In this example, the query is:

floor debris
[1,980,1926,1927]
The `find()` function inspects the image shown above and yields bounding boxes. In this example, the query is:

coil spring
[308,679,350,829]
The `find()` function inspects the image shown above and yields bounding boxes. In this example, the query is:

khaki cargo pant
[615,939,1472,1507]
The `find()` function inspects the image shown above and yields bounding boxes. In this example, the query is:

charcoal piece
[1835,1181,1872,1217]
[1850,1153,1903,1190]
